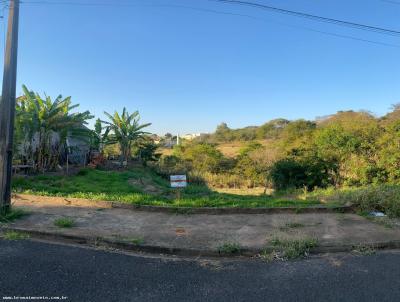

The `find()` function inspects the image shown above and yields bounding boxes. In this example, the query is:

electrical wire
[380,0,400,4]
[13,0,400,48]
[208,0,400,36]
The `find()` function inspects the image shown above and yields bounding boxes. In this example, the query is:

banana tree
[15,85,93,172]
[101,108,151,164]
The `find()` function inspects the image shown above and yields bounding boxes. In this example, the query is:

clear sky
[1,0,399,135]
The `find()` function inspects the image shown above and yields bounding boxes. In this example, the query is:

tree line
[157,107,400,191]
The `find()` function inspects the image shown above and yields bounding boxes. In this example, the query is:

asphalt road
[0,240,400,302]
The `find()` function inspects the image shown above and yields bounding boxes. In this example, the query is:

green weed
[264,237,318,260]
[130,237,144,245]
[2,231,30,240]
[54,217,75,228]
[218,242,241,254]
[0,209,28,223]
[353,244,376,256]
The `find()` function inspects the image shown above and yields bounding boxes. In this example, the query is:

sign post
[170,175,187,200]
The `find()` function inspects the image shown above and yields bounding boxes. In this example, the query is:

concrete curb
[0,226,226,257]
[14,194,354,215]
[111,203,354,215]
[2,226,399,258]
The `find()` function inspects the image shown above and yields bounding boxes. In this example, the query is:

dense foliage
[157,108,400,192]
[15,85,93,172]
[13,86,155,171]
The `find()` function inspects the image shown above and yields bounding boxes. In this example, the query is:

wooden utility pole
[0,0,20,214]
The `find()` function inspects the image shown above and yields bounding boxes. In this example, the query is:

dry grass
[217,142,245,158]
[158,147,174,156]
[212,187,271,196]
[217,140,272,157]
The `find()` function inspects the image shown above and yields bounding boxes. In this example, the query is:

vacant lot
[12,168,321,208]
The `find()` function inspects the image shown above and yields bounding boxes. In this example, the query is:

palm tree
[101,108,151,163]
[16,85,93,172]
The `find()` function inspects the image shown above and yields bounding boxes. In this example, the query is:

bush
[179,143,226,173]
[270,157,333,190]
[334,185,400,217]
[269,159,307,190]
[155,155,188,177]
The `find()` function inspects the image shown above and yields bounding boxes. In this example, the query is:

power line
[380,0,400,5]
[14,0,400,47]
[20,0,149,6]
[270,19,400,48]
[208,0,400,36]
[19,0,400,37]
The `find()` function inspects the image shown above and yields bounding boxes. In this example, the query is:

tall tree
[15,85,93,172]
[101,108,151,163]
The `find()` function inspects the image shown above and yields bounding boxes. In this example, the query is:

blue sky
[2,0,400,135]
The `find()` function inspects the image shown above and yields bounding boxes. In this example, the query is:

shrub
[218,242,241,254]
[155,155,188,177]
[180,143,226,173]
[270,157,333,190]
[334,185,400,217]
[269,159,307,190]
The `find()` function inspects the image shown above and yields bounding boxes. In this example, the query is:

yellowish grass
[213,187,272,196]
[158,147,174,156]
[217,141,246,157]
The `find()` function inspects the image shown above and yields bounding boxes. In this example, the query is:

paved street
[1,240,400,302]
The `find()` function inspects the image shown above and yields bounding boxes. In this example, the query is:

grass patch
[2,231,30,240]
[128,237,144,245]
[12,168,322,208]
[0,209,28,223]
[130,238,144,245]
[218,242,241,254]
[54,217,75,228]
[14,168,400,213]
[309,185,400,218]
[263,237,318,261]
[259,250,275,262]
[353,244,376,256]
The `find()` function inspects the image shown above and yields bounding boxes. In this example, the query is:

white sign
[170,175,187,188]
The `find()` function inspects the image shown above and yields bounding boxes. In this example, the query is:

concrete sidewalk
[2,195,400,256]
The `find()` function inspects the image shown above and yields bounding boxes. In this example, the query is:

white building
[181,133,205,141]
